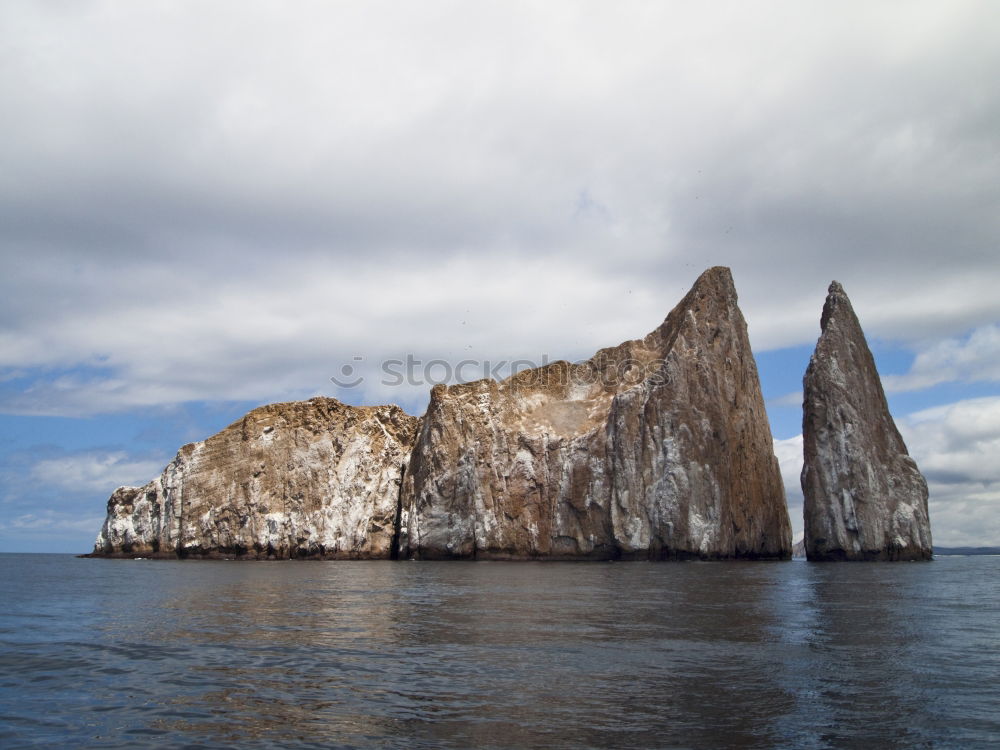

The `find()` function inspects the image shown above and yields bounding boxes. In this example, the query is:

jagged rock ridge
[93,398,419,559]
[397,267,792,559]
[801,282,932,561]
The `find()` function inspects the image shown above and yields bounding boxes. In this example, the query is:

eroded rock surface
[397,267,792,559]
[802,282,932,561]
[93,398,419,559]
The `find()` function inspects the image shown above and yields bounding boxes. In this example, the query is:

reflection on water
[1,555,999,748]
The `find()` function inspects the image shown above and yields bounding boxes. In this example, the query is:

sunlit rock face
[93,398,419,559]
[802,282,932,561]
[397,267,792,560]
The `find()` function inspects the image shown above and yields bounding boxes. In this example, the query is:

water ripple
[1,555,998,748]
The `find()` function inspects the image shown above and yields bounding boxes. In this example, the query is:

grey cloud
[901,397,1000,484]
[927,490,1000,547]
[899,398,1000,545]
[1,254,661,415]
[1,1,999,415]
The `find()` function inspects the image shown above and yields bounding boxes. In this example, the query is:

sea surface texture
[1,554,998,748]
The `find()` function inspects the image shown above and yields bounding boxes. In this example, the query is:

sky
[1,1,999,552]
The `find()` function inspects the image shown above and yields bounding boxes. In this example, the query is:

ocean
[1,553,998,748]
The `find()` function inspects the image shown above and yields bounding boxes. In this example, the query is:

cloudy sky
[2,1,998,552]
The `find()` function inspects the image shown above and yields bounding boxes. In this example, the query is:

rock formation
[93,398,419,559]
[801,282,932,561]
[397,267,792,559]
[91,266,793,561]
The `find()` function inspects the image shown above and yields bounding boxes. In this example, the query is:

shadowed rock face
[802,282,932,561]
[397,266,792,559]
[93,398,419,559]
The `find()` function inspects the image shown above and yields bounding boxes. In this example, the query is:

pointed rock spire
[801,282,932,561]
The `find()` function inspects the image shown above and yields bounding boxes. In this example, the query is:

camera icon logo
[330,356,365,388]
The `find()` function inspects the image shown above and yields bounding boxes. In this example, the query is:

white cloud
[902,396,1000,480]
[882,325,1000,393]
[773,435,805,540]
[31,451,166,494]
[0,510,105,536]
[769,391,804,409]
[0,254,671,416]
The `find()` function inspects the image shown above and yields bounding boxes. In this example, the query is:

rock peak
[686,266,737,301]
[802,282,932,560]
[819,280,856,332]
[696,265,735,285]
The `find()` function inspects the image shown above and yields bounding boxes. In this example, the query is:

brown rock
[802,282,932,561]
[92,397,419,559]
[397,267,792,559]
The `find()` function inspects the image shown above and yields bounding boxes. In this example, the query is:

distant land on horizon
[934,547,1000,556]
[4,548,1000,557]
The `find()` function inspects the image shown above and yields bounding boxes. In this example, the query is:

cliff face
[94,398,419,559]
[802,282,932,561]
[397,267,792,559]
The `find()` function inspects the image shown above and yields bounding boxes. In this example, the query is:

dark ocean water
[1,554,998,749]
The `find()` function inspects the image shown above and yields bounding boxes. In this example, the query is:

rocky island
[801,282,933,560]
[92,267,793,560]
[91,268,933,562]
[398,267,791,559]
